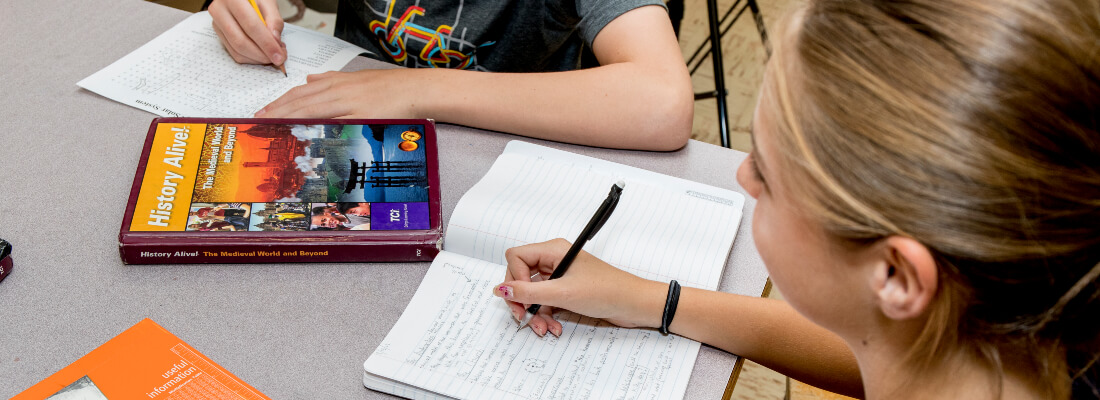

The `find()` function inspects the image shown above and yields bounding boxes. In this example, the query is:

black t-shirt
[335,0,663,72]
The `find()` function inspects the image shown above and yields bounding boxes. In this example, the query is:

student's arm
[496,239,865,398]
[670,288,865,398]
[252,5,694,151]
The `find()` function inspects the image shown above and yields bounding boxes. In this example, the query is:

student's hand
[493,239,667,337]
[254,69,421,118]
[209,0,287,66]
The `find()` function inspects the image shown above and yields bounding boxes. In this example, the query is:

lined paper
[363,141,745,399]
[364,253,701,400]
[77,12,367,117]
[446,141,744,289]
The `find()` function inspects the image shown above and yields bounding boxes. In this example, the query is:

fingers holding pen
[209,0,286,66]
[494,239,581,336]
[532,306,562,337]
[493,279,564,337]
[496,239,666,330]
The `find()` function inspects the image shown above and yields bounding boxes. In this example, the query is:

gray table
[0,1,768,398]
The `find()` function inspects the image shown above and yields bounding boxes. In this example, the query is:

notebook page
[503,140,741,202]
[445,142,744,291]
[363,369,453,400]
[363,251,702,400]
[77,12,367,117]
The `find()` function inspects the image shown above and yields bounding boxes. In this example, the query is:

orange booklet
[15,319,270,400]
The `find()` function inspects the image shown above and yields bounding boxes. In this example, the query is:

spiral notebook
[362,141,746,399]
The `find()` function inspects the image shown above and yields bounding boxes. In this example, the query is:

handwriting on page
[366,254,698,399]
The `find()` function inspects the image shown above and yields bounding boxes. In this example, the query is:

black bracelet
[659,280,681,335]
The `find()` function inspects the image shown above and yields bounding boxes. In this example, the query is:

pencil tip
[516,313,533,330]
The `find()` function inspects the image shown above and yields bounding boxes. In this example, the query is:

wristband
[659,280,681,335]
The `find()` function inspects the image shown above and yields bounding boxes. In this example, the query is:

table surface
[0,1,768,398]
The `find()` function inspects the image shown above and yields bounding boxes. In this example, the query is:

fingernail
[511,308,524,322]
[270,52,284,65]
[495,285,514,300]
[535,324,546,337]
[551,326,562,337]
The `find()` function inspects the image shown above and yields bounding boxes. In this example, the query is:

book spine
[0,239,10,283]
[119,240,439,264]
[0,254,11,283]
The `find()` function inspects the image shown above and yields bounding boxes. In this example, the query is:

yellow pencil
[248,0,287,76]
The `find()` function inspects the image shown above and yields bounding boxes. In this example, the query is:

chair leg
[747,0,771,56]
[705,0,731,148]
[684,0,769,149]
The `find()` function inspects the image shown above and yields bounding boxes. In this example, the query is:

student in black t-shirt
[208,0,692,151]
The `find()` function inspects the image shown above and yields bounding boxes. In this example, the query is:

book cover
[13,319,270,400]
[119,118,442,264]
[0,239,11,283]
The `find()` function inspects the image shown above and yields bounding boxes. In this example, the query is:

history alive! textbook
[119,118,442,264]
[362,141,746,400]
[13,319,270,400]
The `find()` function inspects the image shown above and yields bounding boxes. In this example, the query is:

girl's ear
[871,236,938,320]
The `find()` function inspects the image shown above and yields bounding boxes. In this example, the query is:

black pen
[517,180,625,330]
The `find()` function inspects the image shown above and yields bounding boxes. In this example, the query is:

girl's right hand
[493,239,668,337]
[208,0,287,66]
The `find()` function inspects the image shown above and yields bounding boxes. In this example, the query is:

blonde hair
[764,0,1100,398]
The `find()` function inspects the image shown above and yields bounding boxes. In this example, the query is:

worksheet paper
[77,11,367,117]
[363,141,745,399]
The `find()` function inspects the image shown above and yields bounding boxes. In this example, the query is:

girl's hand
[493,239,667,336]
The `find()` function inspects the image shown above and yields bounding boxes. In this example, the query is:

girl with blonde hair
[492,0,1100,398]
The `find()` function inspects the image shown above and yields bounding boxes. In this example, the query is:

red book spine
[118,238,440,264]
[0,255,11,282]
[0,240,11,283]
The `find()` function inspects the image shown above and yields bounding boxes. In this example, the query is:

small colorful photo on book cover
[248,202,310,231]
[310,202,371,230]
[185,202,251,232]
[129,121,432,232]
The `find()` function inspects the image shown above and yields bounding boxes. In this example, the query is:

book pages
[363,141,745,399]
[446,141,744,288]
[77,12,368,118]
[364,252,703,400]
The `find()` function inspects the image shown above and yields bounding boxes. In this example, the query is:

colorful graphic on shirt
[369,1,495,69]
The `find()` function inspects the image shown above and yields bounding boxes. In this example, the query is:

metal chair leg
[705,0,731,148]
[680,0,769,149]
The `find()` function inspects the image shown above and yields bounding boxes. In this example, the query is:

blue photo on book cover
[328,123,430,203]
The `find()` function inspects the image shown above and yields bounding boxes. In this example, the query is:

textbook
[119,118,442,264]
[362,141,746,399]
[0,239,11,284]
[13,319,270,400]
